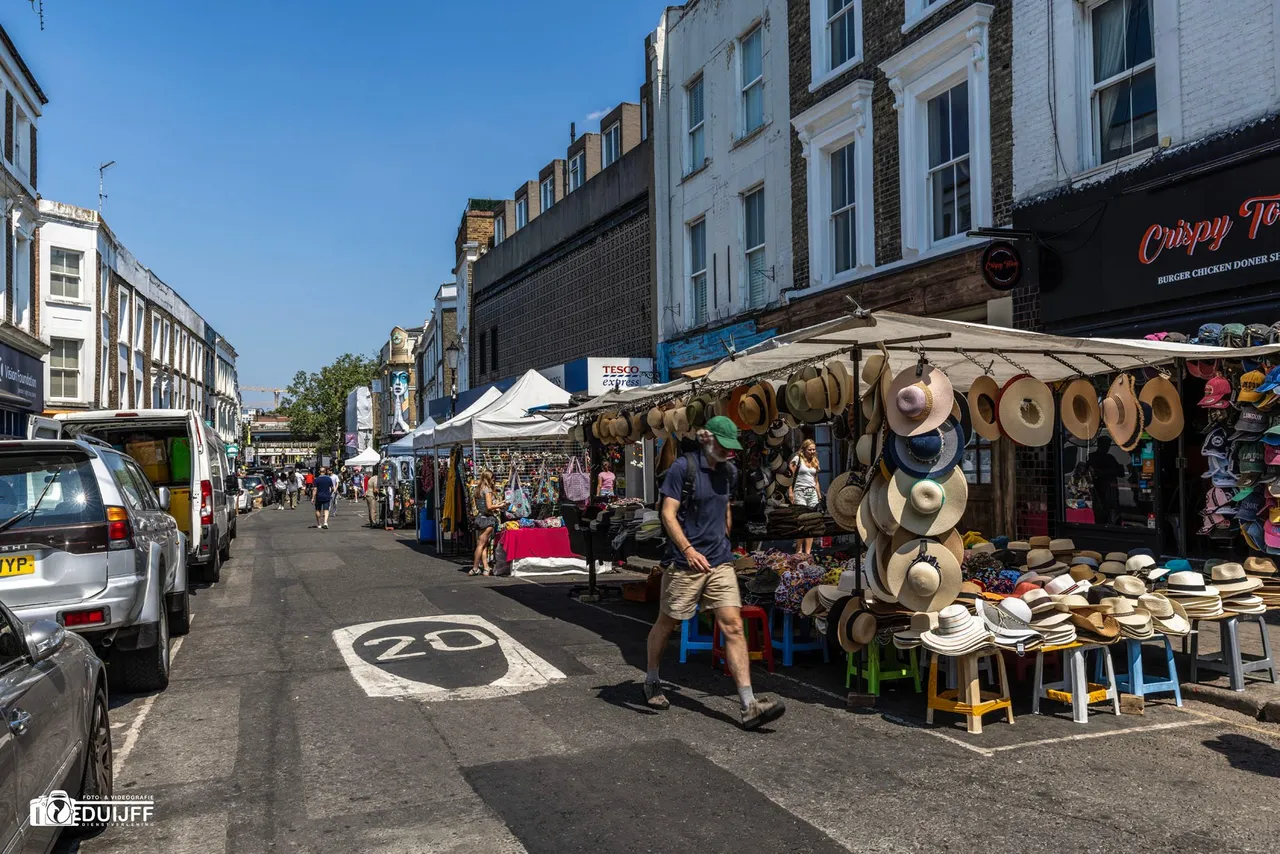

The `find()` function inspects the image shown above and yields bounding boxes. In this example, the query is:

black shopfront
[1014,118,1280,560]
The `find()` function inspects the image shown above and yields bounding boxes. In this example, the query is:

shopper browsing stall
[597,461,616,498]
[788,439,822,556]
[470,469,507,577]
[644,415,786,730]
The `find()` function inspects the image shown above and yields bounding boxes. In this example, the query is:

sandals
[468,567,482,576]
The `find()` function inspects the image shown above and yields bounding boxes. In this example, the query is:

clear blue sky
[6,0,664,406]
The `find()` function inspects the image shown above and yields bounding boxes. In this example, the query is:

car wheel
[219,531,232,563]
[169,587,191,636]
[68,684,113,836]
[121,608,170,692]
[198,537,222,584]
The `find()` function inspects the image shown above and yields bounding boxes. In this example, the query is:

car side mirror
[25,620,66,663]
[156,487,171,511]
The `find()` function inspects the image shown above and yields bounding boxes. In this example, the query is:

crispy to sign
[1137,192,1280,265]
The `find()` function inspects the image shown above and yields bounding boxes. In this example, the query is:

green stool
[846,642,922,695]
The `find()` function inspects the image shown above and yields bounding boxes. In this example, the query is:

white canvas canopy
[383,417,438,456]
[412,387,504,450]
[429,369,574,446]
[346,447,381,466]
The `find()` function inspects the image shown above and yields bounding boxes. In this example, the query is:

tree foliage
[278,354,378,453]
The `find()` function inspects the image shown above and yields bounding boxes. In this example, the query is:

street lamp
[444,341,460,417]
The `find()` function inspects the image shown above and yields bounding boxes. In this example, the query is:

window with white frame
[119,344,128,405]
[134,353,143,408]
[163,321,171,364]
[101,318,110,402]
[134,303,144,350]
[50,338,80,400]
[810,0,862,87]
[12,109,28,176]
[151,316,162,360]
[741,25,764,135]
[602,122,621,168]
[904,0,954,32]
[118,292,130,343]
[568,153,585,191]
[689,218,708,326]
[99,260,109,310]
[494,216,505,245]
[1090,0,1156,165]
[927,81,971,242]
[540,177,555,212]
[830,142,858,274]
[50,248,82,300]
[744,187,767,308]
[13,235,29,330]
[687,76,705,173]
[515,197,528,229]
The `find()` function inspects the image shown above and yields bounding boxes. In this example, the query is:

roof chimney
[570,122,576,143]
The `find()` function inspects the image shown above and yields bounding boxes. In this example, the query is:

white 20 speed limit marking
[332,614,566,701]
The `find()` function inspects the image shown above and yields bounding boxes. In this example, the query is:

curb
[1182,680,1280,721]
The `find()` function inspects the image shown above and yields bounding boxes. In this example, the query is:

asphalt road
[61,501,1280,853]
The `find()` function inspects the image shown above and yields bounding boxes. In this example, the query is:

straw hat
[1060,378,1101,441]
[1069,563,1106,586]
[887,468,968,537]
[1139,375,1183,442]
[737,384,768,434]
[827,360,854,415]
[1030,535,1052,549]
[885,535,963,612]
[886,366,954,437]
[1210,562,1263,594]
[1070,609,1122,642]
[1139,593,1190,636]
[828,472,863,532]
[884,417,965,480]
[1110,575,1147,599]
[861,353,889,400]
[856,433,876,467]
[855,480,879,542]
[1164,570,1220,599]
[1049,538,1076,557]
[919,604,994,655]
[867,472,900,535]
[786,367,827,424]
[1101,374,1142,450]
[998,375,1055,446]
[1023,548,1068,577]
[836,607,878,654]
[1100,597,1155,638]
[863,536,897,604]
[968,376,1003,441]
[979,598,1042,647]
[625,412,645,443]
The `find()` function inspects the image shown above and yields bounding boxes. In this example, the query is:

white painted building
[1013,0,1280,200]
[650,0,792,343]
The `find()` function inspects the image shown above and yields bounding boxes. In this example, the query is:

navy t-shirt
[314,475,335,502]
[660,451,735,570]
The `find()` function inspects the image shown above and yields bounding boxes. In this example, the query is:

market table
[497,526,612,577]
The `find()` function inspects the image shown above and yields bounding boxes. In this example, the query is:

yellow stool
[926,646,1013,734]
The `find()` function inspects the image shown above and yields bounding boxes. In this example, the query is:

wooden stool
[847,642,921,694]
[712,605,774,674]
[926,647,1013,734]
[1033,642,1119,723]
[771,609,829,666]
[1189,614,1275,692]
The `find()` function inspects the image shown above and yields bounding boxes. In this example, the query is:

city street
[59,504,1280,854]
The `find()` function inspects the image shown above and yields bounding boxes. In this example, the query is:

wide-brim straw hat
[886,366,954,437]
[1210,562,1264,594]
[968,376,1003,441]
[828,472,863,532]
[837,606,878,654]
[1139,593,1190,635]
[1139,375,1184,442]
[1110,575,1147,599]
[1101,373,1142,450]
[887,467,968,537]
[920,604,994,654]
[1070,609,1122,642]
[786,366,828,424]
[1244,555,1278,576]
[1060,378,1101,441]
[1164,570,1220,599]
[625,412,645,443]
[861,353,889,398]
[863,535,897,604]
[884,417,965,480]
[867,472,900,536]
[827,360,854,415]
[979,598,1042,645]
[855,478,880,542]
[999,375,1055,446]
[885,535,963,612]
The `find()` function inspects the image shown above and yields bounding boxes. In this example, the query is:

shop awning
[425,370,574,446]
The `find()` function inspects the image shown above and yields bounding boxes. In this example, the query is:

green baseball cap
[703,415,743,450]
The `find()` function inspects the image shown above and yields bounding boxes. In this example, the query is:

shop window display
[1062,429,1156,529]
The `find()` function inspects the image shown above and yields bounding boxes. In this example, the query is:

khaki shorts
[660,563,741,621]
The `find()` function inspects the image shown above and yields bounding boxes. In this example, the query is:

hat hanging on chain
[886,365,954,437]
[884,416,965,480]
[968,375,1003,441]
[887,466,968,537]
[1060,378,1101,441]
[885,536,963,613]
[1139,374,1184,442]
[999,374,1055,446]
[1101,373,1143,450]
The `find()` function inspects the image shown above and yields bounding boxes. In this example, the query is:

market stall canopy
[547,377,697,416]
[345,447,381,466]
[412,387,503,450]
[700,311,1280,389]
[383,418,438,456]
[427,370,574,445]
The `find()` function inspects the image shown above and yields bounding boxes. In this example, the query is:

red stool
[1005,648,1060,683]
[712,605,774,674]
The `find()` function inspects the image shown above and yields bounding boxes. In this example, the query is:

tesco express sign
[588,358,654,395]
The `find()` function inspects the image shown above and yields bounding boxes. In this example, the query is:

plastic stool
[1094,637,1182,706]
[1033,643,1119,723]
[847,642,920,694]
[1190,614,1275,692]
[1008,647,1059,683]
[926,647,1013,734]
[712,605,774,674]
[678,607,714,664]
[771,610,829,666]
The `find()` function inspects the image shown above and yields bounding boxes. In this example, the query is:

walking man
[313,467,336,529]
[293,468,305,508]
[644,416,785,730]
[365,472,380,528]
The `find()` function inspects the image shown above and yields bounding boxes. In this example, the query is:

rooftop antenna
[98,160,116,214]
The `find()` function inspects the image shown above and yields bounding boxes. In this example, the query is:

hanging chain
[957,348,996,376]
[1087,353,1123,373]
[1044,352,1089,377]
[1128,353,1172,379]
[994,350,1032,375]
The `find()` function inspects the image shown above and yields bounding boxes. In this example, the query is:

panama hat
[827,360,854,415]
[1060,378,1101,441]
[1020,587,1058,614]
[1164,570,1220,599]
[979,598,1042,647]
[867,472,900,536]
[855,480,880,542]
[1244,555,1278,576]
[737,384,770,434]
[1110,575,1147,600]
[887,467,968,537]
[856,433,875,467]
[861,353,890,399]
[786,367,827,424]
[919,604,994,655]
[1069,563,1106,586]
[837,606,878,654]
[998,375,1055,446]
[892,611,938,649]
[1023,548,1068,577]
[1070,609,1122,642]
[818,366,842,416]
[1210,562,1263,594]
[884,417,965,480]
[886,366,954,437]
[1101,374,1142,450]
[1139,593,1190,636]
[885,536,963,612]
[863,535,897,604]
[828,472,863,532]
[1100,597,1155,638]
[967,376,1003,441]
[1139,375,1183,442]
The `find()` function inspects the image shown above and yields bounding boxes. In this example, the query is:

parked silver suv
[0,439,187,692]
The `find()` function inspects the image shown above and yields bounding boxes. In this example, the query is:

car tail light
[106,506,133,550]
[200,479,213,525]
[62,608,109,627]
[113,412,140,418]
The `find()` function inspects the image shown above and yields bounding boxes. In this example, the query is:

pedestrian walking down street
[293,469,305,508]
[364,472,380,527]
[285,470,299,509]
[313,467,335,529]
[274,473,289,510]
[644,416,786,730]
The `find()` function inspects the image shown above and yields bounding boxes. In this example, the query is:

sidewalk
[1175,612,1280,721]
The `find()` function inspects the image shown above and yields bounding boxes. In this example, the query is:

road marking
[1172,705,1280,743]
[333,614,566,701]
[114,615,194,772]
[881,714,996,756]
[985,718,1210,752]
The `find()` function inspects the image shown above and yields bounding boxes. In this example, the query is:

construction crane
[242,386,286,408]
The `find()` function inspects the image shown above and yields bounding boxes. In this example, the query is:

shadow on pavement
[1203,733,1280,778]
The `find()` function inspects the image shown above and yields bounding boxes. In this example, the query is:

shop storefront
[1014,118,1280,559]
[0,338,44,439]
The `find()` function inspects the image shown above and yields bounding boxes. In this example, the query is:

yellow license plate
[0,555,35,577]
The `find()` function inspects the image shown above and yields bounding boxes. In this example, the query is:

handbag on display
[563,456,590,503]
[506,467,533,519]
[533,463,557,505]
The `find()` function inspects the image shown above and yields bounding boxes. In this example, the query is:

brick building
[373,325,421,447]
[468,101,654,393]
[451,199,497,398]
[414,283,459,423]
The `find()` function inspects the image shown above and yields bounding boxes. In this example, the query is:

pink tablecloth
[499,527,576,562]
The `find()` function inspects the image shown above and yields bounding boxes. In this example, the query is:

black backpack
[675,452,737,521]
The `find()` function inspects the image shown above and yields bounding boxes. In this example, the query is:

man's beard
[701,438,730,464]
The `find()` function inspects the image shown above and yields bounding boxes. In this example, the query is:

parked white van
[53,410,237,584]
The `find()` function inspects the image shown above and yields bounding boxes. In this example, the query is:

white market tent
[428,369,574,446]
[346,446,381,466]
[383,417,438,456]
[412,387,504,450]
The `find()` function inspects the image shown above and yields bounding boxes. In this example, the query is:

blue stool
[1093,637,1182,706]
[770,609,829,667]
[679,608,714,663]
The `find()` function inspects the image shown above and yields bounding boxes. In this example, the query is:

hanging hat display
[1101,373,1142,449]
[1060,378,1101,441]
[828,472,863,532]
[786,366,827,423]
[951,390,972,444]
[886,365,954,437]
[1138,374,1184,442]
[885,536,963,613]
[887,467,969,537]
[867,471,900,536]
[827,360,854,415]
[968,375,1003,441]
[884,417,965,480]
[999,375,1055,446]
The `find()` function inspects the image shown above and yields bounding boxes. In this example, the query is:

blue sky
[6,0,663,405]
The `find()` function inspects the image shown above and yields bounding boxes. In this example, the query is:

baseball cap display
[1229,406,1267,440]
[1258,365,1280,394]
[1198,375,1232,409]
[1238,369,1266,403]
[1202,428,1229,459]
